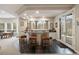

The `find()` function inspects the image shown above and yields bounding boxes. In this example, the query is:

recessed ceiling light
[24,13,27,16]
[36,11,39,14]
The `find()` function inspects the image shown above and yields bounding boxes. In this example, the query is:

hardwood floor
[0,37,76,54]
[20,39,76,54]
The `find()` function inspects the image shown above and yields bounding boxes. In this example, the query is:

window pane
[13,23,16,29]
[7,23,11,29]
[65,14,72,36]
[0,23,5,29]
[37,21,43,29]
[13,23,17,32]
[44,21,48,29]
[60,16,65,35]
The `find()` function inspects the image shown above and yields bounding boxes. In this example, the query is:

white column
[43,22,45,29]
[16,18,19,35]
[48,22,50,29]
[31,21,32,29]
[11,23,13,31]
[5,23,7,32]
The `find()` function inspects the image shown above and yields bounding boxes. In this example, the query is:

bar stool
[19,35,27,53]
[29,35,37,53]
[29,37,37,47]
[41,37,50,49]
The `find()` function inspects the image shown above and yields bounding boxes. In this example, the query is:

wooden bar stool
[29,35,37,53]
[41,38,50,49]
[19,35,27,53]
[29,37,37,48]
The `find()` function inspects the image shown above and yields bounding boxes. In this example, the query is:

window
[59,13,73,46]
[13,23,17,32]
[65,14,72,36]
[13,23,16,29]
[7,23,11,32]
[44,21,48,29]
[0,23,5,32]
[7,23,11,29]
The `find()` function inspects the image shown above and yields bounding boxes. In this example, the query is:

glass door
[59,13,73,46]
[60,16,65,41]
[65,13,73,45]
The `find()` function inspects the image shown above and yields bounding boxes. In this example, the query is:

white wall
[74,5,79,52]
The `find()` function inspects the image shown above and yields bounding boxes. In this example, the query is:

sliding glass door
[60,16,65,41]
[60,13,73,46]
[65,13,73,45]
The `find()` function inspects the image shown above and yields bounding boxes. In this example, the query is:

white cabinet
[27,20,49,30]
[49,32,57,39]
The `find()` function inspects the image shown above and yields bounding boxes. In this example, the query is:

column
[5,23,7,32]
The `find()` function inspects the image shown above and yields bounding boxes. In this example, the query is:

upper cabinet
[27,20,49,30]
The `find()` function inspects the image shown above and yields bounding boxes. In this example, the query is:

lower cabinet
[49,32,57,40]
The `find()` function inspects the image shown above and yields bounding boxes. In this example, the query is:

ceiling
[0,4,23,18]
[0,4,22,13]
[0,4,75,18]
[0,10,16,18]
[21,10,69,17]
[19,4,75,18]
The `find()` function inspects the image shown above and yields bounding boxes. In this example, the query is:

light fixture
[36,10,39,14]
[24,13,27,16]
